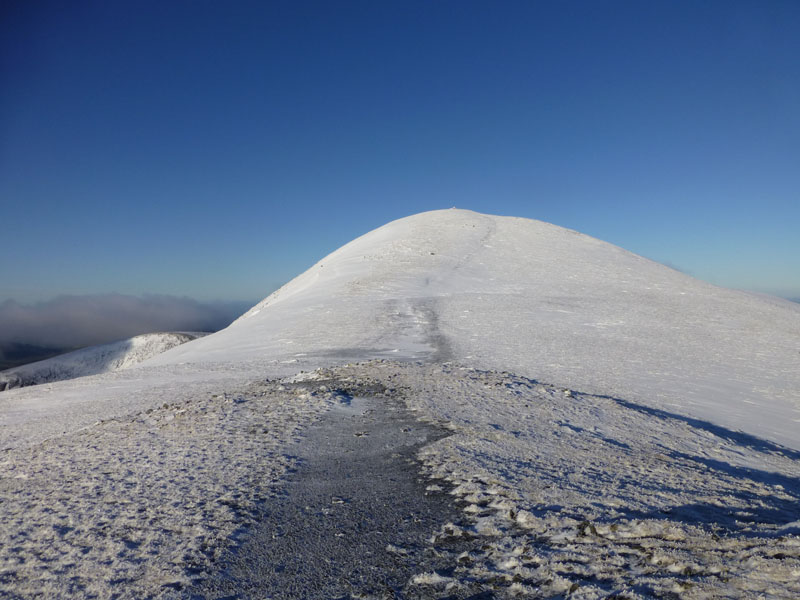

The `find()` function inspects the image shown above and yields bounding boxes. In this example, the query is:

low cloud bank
[0,294,254,352]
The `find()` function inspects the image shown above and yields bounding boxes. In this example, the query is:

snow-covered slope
[148,209,800,450]
[3,209,800,599]
[0,332,206,390]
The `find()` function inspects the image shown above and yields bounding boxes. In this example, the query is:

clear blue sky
[3,0,799,304]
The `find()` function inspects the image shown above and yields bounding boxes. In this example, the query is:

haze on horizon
[2,0,799,316]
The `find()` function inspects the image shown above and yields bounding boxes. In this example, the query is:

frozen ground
[190,387,464,600]
[1,209,798,598]
[367,361,800,599]
[0,377,337,598]
[3,362,798,598]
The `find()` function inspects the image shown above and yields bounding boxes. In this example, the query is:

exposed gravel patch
[190,392,472,600]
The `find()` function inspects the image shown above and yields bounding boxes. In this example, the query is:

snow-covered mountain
[148,208,800,449]
[0,331,206,390]
[2,209,799,599]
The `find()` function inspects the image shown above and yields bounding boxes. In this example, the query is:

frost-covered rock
[0,372,21,391]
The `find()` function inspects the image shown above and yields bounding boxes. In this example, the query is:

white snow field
[1,209,799,598]
[0,332,207,391]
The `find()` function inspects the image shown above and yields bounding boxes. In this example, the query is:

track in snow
[190,393,473,600]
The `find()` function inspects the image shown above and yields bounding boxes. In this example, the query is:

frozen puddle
[191,394,469,599]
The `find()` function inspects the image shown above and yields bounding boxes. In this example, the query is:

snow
[147,209,800,450]
[1,208,799,598]
[371,361,800,598]
[0,332,206,391]
[0,378,339,597]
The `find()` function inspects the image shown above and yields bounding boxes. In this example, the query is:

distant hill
[0,332,206,390]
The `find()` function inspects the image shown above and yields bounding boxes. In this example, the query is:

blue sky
[2,0,799,305]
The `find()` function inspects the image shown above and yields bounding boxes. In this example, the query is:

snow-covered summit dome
[146,209,800,448]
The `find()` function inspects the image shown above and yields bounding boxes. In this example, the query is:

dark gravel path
[189,394,469,599]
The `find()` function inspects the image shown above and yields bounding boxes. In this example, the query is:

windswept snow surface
[149,209,800,450]
[328,362,800,598]
[2,209,799,598]
[0,332,206,391]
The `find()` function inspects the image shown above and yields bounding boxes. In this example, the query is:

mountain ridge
[0,331,206,390]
